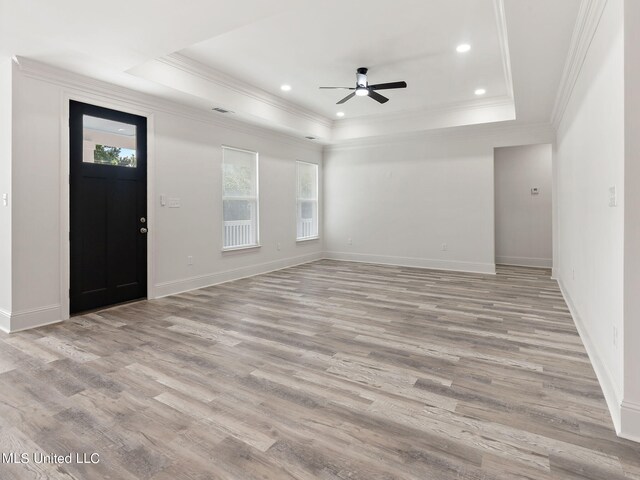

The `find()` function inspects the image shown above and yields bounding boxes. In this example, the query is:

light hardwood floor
[0,260,638,479]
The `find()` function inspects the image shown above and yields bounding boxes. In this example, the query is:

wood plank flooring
[0,260,639,479]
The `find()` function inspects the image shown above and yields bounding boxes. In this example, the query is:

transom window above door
[83,115,137,168]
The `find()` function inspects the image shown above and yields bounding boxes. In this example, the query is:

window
[83,115,137,167]
[296,161,319,240]
[222,147,259,250]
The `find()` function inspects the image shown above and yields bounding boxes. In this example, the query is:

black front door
[70,101,147,314]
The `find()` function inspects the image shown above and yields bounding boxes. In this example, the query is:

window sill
[222,244,262,253]
[296,236,320,243]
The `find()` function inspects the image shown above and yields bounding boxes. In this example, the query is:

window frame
[221,145,260,251]
[296,160,320,242]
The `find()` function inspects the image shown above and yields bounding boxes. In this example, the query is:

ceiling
[0,0,582,143]
[180,0,508,119]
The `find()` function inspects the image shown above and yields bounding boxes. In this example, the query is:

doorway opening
[494,144,553,268]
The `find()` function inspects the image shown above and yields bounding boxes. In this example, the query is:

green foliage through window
[94,144,137,167]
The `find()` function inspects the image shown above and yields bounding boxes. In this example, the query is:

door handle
[140,227,148,234]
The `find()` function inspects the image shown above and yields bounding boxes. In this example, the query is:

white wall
[623,0,640,441]
[324,140,495,273]
[7,62,323,331]
[11,71,62,324]
[0,57,11,324]
[152,109,323,296]
[324,125,556,274]
[494,144,552,268]
[555,0,625,432]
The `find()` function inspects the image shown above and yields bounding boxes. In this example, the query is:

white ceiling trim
[334,95,515,128]
[15,57,324,153]
[325,121,556,152]
[129,53,332,140]
[331,95,515,142]
[493,0,515,99]
[157,53,333,128]
[550,0,608,129]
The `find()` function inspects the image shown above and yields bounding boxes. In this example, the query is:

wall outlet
[441,243,447,251]
[348,238,352,245]
[613,325,618,348]
[187,256,193,266]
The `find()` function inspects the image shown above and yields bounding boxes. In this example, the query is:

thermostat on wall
[531,187,539,195]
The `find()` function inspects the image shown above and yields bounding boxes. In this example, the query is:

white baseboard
[324,251,496,274]
[154,252,324,298]
[496,256,552,268]
[620,400,640,443]
[556,276,622,433]
[0,308,10,333]
[0,305,63,333]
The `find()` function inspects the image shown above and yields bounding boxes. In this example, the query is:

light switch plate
[609,186,617,207]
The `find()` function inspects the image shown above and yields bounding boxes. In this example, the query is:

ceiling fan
[319,67,407,104]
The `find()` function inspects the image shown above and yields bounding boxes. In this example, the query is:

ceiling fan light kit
[319,67,407,104]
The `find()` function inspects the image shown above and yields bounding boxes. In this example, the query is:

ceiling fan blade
[337,92,356,104]
[368,90,389,104]
[369,81,407,91]
[319,87,355,90]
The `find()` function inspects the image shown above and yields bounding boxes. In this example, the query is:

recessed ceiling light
[280,84,292,91]
[456,44,471,53]
[336,112,345,117]
[474,88,486,96]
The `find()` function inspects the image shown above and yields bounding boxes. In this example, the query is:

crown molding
[330,95,515,143]
[493,0,515,99]
[333,95,514,128]
[551,0,608,129]
[324,121,555,153]
[156,53,333,129]
[14,56,324,153]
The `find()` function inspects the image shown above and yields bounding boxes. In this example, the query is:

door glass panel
[83,115,137,167]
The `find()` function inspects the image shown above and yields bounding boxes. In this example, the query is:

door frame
[60,92,156,320]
